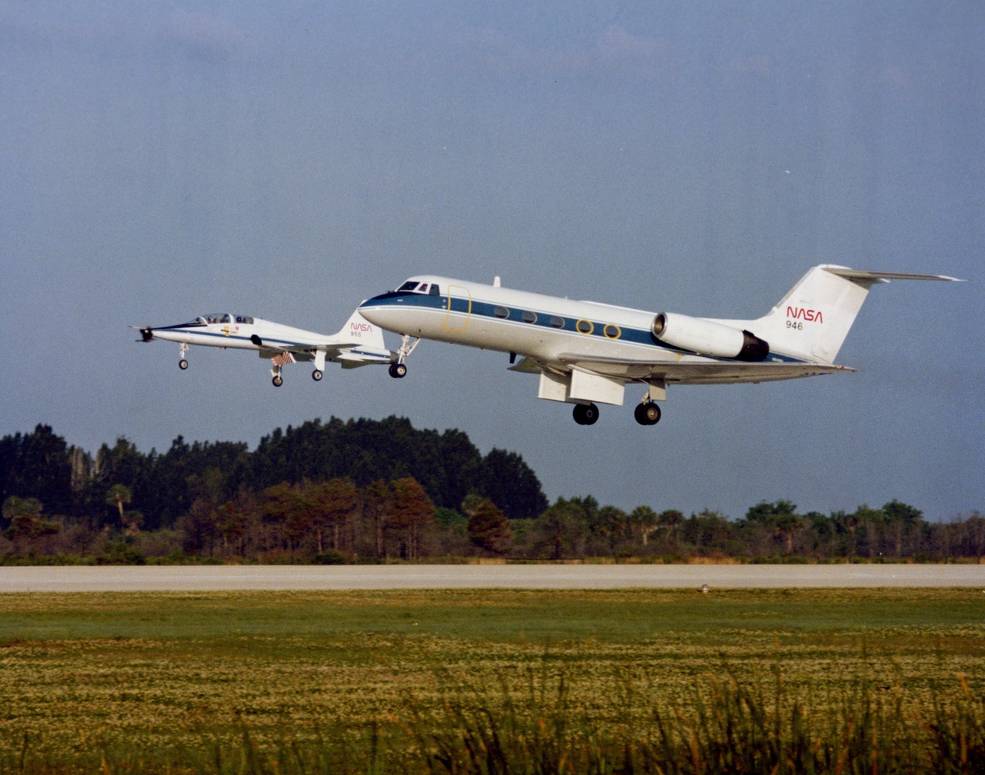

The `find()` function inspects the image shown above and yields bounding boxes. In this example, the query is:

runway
[1,564,983,592]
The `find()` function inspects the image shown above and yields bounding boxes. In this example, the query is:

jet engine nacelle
[652,312,769,361]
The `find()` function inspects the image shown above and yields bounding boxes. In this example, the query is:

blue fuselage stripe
[360,292,805,364]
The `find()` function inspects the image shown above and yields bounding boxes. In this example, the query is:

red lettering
[785,306,823,324]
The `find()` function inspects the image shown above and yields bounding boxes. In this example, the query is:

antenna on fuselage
[493,276,501,287]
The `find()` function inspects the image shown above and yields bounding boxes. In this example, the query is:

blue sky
[2,1,982,519]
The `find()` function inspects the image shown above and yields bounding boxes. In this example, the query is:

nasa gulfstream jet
[134,309,393,386]
[358,265,961,425]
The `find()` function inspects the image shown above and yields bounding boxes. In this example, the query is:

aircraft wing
[537,353,853,385]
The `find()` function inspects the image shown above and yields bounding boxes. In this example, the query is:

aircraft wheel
[178,359,189,370]
[634,401,662,425]
[272,375,284,387]
[312,369,323,382]
[573,403,599,425]
[389,363,407,379]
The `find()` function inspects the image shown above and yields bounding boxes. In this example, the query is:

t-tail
[732,265,963,364]
[334,309,387,350]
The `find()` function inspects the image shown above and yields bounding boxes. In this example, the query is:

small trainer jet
[135,309,393,386]
[358,265,962,425]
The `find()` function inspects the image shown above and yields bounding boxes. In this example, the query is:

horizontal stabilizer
[823,268,965,283]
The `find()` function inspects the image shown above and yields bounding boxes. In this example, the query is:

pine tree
[466,498,512,555]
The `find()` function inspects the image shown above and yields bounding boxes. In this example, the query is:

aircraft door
[443,285,472,332]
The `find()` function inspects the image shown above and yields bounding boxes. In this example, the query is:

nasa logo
[350,322,372,334]
[786,306,824,323]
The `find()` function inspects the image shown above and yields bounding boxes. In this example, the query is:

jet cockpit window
[429,284,440,296]
[398,281,419,292]
[418,283,429,294]
[221,314,233,324]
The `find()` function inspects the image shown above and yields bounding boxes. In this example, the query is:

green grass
[0,589,983,771]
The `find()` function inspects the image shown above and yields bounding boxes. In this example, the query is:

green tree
[466,498,512,555]
[882,500,923,557]
[2,496,58,554]
[534,499,587,560]
[105,484,132,525]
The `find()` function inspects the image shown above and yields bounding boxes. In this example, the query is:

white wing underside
[258,343,358,362]
[512,354,852,385]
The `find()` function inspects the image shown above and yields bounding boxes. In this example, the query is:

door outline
[443,286,472,332]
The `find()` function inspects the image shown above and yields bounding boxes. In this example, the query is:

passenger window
[522,310,537,323]
[493,306,510,318]
[429,285,440,296]
[550,316,565,328]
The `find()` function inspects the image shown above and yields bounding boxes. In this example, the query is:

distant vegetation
[1,421,983,564]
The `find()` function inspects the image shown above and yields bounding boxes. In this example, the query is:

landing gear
[178,343,189,370]
[389,334,419,379]
[634,401,662,426]
[272,374,283,387]
[178,359,189,370]
[312,369,323,382]
[572,403,599,425]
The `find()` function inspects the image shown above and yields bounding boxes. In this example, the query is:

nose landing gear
[389,334,419,379]
[178,343,189,370]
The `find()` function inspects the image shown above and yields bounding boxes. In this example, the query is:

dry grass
[0,589,982,771]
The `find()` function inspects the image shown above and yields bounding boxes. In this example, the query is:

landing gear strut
[572,403,599,425]
[634,401,662,426]
[389,334,419,379]
[178,343,189,370]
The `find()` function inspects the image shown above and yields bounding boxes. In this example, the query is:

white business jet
[358,266,962,425]
[135,309,393,386]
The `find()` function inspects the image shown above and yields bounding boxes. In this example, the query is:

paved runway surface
[1,564,983,592]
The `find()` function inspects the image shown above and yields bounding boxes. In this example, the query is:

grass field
[1,589,983,772]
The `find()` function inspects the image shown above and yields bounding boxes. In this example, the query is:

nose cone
[359,292,406,331]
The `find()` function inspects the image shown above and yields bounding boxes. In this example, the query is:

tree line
[1,422,983,563]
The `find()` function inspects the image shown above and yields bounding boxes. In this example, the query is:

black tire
[312,369,323,382]
[178,359,188,370]
[389,363,407,379]
[573,403,599,425]
[272,375,283,387]
[635,402,662,425]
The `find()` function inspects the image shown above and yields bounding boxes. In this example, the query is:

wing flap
[554,353,853,384]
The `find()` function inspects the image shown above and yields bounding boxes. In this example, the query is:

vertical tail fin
[746,265,962,364]
[333,309,387,350]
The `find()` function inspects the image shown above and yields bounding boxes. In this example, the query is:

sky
[1,1,983,521]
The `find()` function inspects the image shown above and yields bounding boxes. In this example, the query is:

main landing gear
[272,370,284,387]
[178,343,189,370]
[389,334,419,379]
[312,369,323,382]
[572,403,599,425]
[634,401,662,426]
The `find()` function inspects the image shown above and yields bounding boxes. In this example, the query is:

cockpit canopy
[183,313,255,326]
[396,280,440,296]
